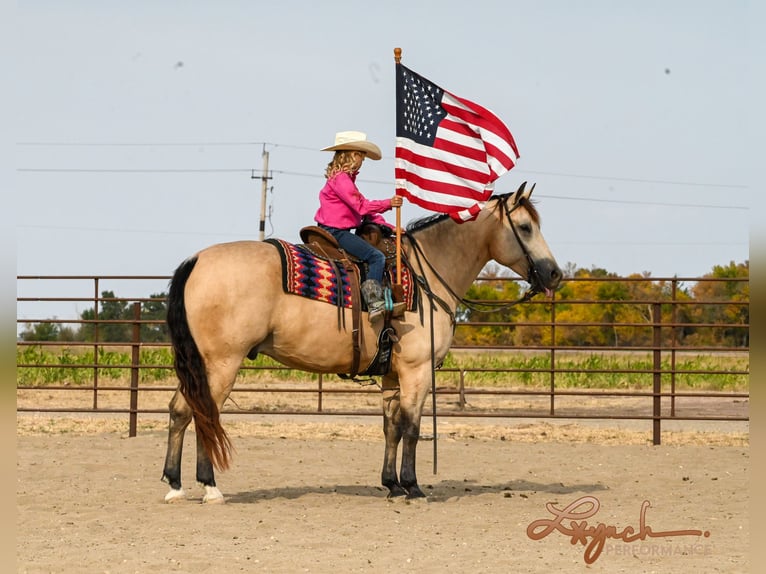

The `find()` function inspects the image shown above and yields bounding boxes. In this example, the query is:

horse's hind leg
[195,431,224,504]
[193,360,241,504]
[161,389,193,502]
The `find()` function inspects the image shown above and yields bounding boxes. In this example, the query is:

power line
[17,224,256,238]
[17,168,253,173]
[16,139,748,190]
[519,169,748,189]
[15,167,748,210]
[16,141,267,147]
[15,224,748,247]
[540,194,748,210]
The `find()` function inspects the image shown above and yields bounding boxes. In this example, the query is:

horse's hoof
[405,486,427,501]
[164,488,186,503]
[385,484,408,500]
[202,485,225,504]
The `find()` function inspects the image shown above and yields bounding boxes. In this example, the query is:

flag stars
[398,66,446,145]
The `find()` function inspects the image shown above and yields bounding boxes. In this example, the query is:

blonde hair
[324,150,364,179]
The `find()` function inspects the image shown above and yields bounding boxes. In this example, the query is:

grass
[439,351,749,391]
[16,345,749,392]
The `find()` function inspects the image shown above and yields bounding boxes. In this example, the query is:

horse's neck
[406,216,492,305]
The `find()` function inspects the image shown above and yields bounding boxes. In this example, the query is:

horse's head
[489,182,562,297]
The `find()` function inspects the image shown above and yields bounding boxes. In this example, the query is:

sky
[10,0,763,326]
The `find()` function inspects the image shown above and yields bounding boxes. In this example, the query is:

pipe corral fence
[16,274,749,445]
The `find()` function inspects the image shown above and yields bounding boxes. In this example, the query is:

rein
[406,195,544,317]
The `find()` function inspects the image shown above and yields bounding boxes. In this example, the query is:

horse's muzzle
[529,258,563,297]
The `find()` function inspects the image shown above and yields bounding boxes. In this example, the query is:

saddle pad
[267,238,353,307]
[266,238,417,311]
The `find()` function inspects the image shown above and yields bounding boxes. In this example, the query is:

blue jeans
[320,225,386,283]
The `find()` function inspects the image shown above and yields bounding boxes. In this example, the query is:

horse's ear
[521,183,535,202]
[511,181,527,204]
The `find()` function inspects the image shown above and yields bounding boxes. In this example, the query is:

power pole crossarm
[257,147,271,241]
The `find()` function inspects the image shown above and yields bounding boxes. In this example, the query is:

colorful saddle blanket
[266,238,417,311]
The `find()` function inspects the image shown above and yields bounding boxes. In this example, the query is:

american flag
[395,64,520,222]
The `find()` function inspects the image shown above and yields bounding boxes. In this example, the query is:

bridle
[501,190,547,301]
[406,192,546,321]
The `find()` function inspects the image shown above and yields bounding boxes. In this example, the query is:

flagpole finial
[394,47,402,64]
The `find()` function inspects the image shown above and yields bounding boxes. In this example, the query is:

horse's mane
[405,191,540,235]
[406,212,450,234]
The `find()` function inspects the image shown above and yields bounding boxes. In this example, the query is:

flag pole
[394,47,402,286]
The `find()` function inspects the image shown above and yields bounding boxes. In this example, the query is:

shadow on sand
[224,477,609,504]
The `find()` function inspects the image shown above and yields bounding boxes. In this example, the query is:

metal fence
[16,274,749,444]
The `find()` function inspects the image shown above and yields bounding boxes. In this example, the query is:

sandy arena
[16,412,749,574]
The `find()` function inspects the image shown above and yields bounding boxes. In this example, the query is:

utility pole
[257,145,272,241]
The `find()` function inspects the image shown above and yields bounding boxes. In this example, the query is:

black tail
[167,256,232,470]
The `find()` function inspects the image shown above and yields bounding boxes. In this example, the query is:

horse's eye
[520,223,532,234]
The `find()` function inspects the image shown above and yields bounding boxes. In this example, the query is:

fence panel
[16,274,749,444]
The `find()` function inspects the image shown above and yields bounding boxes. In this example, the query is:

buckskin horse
[161,182,562,503]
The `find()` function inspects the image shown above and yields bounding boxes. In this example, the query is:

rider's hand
[390,195,404,207]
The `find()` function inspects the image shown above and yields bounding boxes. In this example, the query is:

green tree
[454,263,524,346]
[141,292,169,342]
[19,321,60,341]
[685,261,749,347]
[78,290,131,342]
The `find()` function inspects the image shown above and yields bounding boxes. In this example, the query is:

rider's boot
[361,279,385,323]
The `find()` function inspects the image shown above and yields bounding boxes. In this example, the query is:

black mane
[405,192,538,235]
[405,212,450,233]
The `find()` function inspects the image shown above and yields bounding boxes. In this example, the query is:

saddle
[297,224,405,379]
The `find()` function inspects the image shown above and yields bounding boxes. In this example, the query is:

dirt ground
[16,412,749,574]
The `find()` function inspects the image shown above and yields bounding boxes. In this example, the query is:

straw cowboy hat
[321,130,382,160]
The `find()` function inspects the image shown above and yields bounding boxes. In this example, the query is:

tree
[20,321,60,341]
[78,290,132,342]
[141,292,169,342]
[454,263,524,346]
[685,261,749,347]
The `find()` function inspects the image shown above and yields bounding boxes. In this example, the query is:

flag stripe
[395,181,488,218]
[397,138,491,187]
[447,93,519,155]
[395,63,519,223]
[395,164,484,203]
[441,94,518,175]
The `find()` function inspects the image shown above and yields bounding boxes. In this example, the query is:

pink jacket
[314,171,394,230]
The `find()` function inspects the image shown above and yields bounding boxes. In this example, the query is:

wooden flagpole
[394,47,402,287]
[394,47,438,475]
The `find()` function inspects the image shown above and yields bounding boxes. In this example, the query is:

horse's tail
[167,256,232,471]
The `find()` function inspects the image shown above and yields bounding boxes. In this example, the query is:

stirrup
[368,306,384,323]
[384,287,406,318]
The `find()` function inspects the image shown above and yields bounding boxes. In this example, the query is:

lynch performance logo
[526,496,710,564]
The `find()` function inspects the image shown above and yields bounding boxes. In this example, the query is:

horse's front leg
[161,390,192,502]
[398,406,426,499]
[381,384,407,498]
[397,369,432,500]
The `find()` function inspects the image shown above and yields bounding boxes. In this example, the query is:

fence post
[93,277,100,409]
[652,303,662,445]
[549,292,556,416]
[670,279,678,417]
[129,302,141,437]
[317,373,323,413]
[458,370,466,410]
